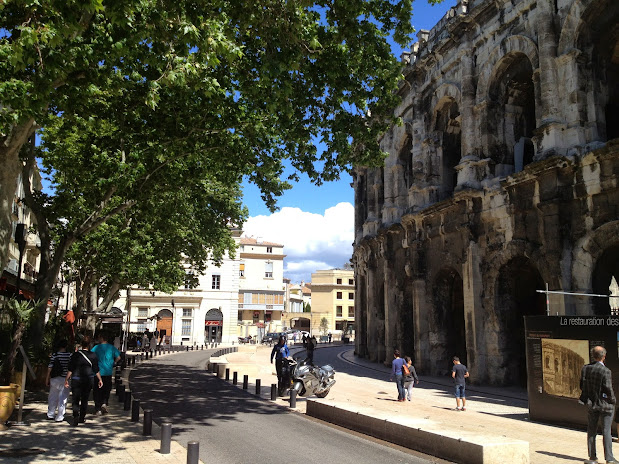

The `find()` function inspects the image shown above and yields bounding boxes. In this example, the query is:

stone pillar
[462,241,486,383]
[412,279,430,373]
[383,259,397,360]
[366,261,378,362]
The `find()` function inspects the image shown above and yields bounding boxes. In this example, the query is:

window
[137,319,146,332]
[336,291,342,299]
[336,306,343,317]
[182,308,192,317]
[137,308,148,317]
[265,261,273,278]
[184,272,193,289]
[212,274,221,290]
[337,278,342,284]
[182,319,192,336]
[348,306,355,318]
[239,263,245,277]
[349,292,354,300]
[266,246,273,253]
[349,279,354,285]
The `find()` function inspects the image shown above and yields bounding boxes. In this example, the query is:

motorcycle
[285,357,336,398]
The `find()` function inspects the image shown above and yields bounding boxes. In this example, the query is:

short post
[233,372,238,386]
[160,423,172,454]
[201,345,204,350]
[271,384,277,400]
[118,384,126,403]
[290,389,297,408]
[186,346,189,352]
[255,379,261,395]
[131,399,140,422]
[143,409,153,436]
[243,375,248,390]
[115,379,122,396]
[225,368,230,381]
[131,356,136,366]
[124,390,132,411]
[187,441,199,464]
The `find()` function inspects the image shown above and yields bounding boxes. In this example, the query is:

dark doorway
[432,268,466,374]
[592,244,619,315]
[496,257,545,386]
[205,308,223,343]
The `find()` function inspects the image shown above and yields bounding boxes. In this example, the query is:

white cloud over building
[242,202,354,283]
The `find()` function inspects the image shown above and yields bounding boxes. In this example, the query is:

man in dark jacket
[65,335,103,426]
[580,345,618,464]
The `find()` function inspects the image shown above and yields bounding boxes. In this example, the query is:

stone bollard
[255,379,261,395]
[243,375,248,390]
[124,390,132,411]
[233,372,238,386]
[225,368,230,381]
[143,409,153,436]
[187,441,199,464]
[131,399,140,422]
[290,389,297,408]
[160,423,172,454]
[271,384,277,400]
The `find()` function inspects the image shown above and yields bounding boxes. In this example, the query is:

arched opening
[432,268,466,374]
[434,98,461,198]
[488,53,536,175]
[156,309,173,345]
[496,257,545,386]
[205,308,223,343]
[397,135,414,195]
[576,1,619,141]
[592,243,619,315]
[290,317,310,331]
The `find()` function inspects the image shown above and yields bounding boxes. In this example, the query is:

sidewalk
[0,350,203,464]
[218,343,604,464]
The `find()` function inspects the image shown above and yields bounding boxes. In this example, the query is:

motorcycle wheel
[315,388,330,398]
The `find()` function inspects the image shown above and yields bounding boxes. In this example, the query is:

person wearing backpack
[45,339,71,422]
[64,335,103,426]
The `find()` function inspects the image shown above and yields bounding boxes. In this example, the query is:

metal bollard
[131,399,140,422]
[271,384,277,400]
[124,390,132,411]
[131,356,136,366]
[186,346,189,352]
[243,375,248,390]
[201,345,204,350]
[143,409,153,436]
[233,372,238,386]
[118,385,126,403]
[225,368,230,381]
[160,423,172,454]
[115,379,122,396]
[290,389,297,408]
[255,379,261,395]
[187,441,199,464]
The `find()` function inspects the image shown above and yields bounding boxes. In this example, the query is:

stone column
[366,259,378,362]
[462,241,486,383]
[412,279,430,373]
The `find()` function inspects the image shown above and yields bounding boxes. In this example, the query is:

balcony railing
[237,303,284,311]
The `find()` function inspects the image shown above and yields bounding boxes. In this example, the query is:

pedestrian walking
[65,335,103,426]
[270,335,290,396]
[389,349,408,402]
[580,345,618,464]
[302,333,308,349]
[92,331,121,415]
[307,335,316,365]
[452,356,469,411]
[45,339,71,422]
[403,356,419,401]
[328,332,332,343]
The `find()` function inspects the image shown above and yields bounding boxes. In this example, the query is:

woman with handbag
[403,356,420,401]
[64,335,103,426]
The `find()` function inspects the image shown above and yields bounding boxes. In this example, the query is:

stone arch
[476,35,540,105]
[493,256,546,386]
[156,309,173,342]
[557,0,606,55]
[430,267,465,375]
[205,307,223,343]
[572,220,619,313]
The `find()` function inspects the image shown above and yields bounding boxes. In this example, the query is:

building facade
[310,269,355,338]
[352,0,619,385]
[282,280,312,331]
[237,237,286,338]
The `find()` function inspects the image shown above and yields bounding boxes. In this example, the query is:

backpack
[50,355,63,378]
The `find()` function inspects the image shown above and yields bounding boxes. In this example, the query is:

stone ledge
[306,400,529,464]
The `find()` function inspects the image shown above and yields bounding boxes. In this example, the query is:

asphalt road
[130,348,443,464]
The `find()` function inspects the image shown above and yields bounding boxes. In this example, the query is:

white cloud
[242,202,354,282]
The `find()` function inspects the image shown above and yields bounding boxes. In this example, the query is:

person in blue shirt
[92,331,121,415]
[271,335,290,394]
[389,349,408,402]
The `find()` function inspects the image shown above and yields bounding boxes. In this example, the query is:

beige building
[237,237,286,338]
[282,280,312,331]
[310,269,355,339]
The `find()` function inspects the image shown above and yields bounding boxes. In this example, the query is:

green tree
[1,0,422,274]
[319,316,329,336]
[303,302,312,313]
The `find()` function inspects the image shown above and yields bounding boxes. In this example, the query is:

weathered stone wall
[353,0,619,385]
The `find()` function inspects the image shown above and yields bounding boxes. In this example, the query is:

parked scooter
[288,357,336,398]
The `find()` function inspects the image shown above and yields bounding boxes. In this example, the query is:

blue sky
[242,0,457,283]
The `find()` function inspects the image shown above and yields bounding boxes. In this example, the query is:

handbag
[402,362,410,376]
